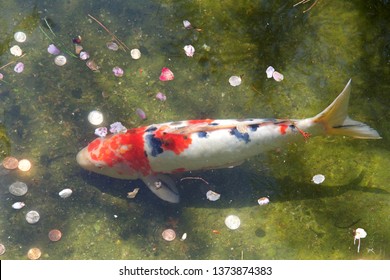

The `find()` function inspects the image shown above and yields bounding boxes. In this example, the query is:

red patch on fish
[279,124,289,135]
[87,127,151,175]
[188,119,214,125]
[155,129,192,155]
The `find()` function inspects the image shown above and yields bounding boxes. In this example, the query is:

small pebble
[257,197,270,206]
[59,188,73,198]
[12,202,26,210]
[27,248,41,260]
[130,49,141,59]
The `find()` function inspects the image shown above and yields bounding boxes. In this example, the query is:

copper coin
[48,229,62,242]
[27,247,41,260]
[2,156,19,170]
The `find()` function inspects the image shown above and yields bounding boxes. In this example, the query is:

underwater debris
[127,187,140,198]
[294,0,319,13]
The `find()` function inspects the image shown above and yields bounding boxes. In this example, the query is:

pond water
[0,0,389,260]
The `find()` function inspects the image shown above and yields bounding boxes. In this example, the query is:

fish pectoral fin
[141,174,180,203]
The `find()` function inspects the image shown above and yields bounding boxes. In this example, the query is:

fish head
[77,131,151,179]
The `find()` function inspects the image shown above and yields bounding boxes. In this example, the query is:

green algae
[0,0,389,260]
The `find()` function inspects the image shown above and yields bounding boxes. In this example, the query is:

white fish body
[77,80,381,203]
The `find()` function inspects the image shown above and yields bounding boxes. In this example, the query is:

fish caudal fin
[313,79,381,139]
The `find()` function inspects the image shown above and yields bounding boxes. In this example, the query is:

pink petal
[14,62,24,73]
[184,45,195,57]
[156,92,167,101]
[113,66,124,77]
[159,67,174,81]
[136,108,147,120]
[272,71,284,82]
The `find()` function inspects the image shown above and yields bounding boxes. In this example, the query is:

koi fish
[77,80,381,203]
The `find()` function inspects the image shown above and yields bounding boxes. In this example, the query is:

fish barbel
[77,80,381,203]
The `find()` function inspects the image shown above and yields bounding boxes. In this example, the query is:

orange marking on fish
[155,129,192,155]
[279,124,288,135]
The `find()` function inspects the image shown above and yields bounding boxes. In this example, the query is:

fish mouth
[76,148,92,169]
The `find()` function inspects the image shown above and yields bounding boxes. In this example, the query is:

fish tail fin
[313,79,381,139]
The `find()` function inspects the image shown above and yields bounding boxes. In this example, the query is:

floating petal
[159,67,174,81]
[106,41,119,51]
[47,44,61,55]
[272,71,284,82]
[109,122,126,134]
[184,45,195,57]
[155,92,167,101]
[13,62,24,73]
[12,202,25,210]
[95,127,108,137]
[113,66,124,77]
[79,51,90,60]
[206,190,221,201]
[257,197,270,206]
[127,187,140,198]
[183,20,192,29]
[266,66,275,78]
[10,45,23,56]
[136,108,147,120]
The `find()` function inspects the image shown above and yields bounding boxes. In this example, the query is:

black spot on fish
[230,128,250,143]
[209,122,219,126]
[145,126,157,132]
[198,131,208,138]
[145,134,163,156]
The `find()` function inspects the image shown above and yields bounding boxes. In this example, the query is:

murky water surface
[0,0,389,260]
